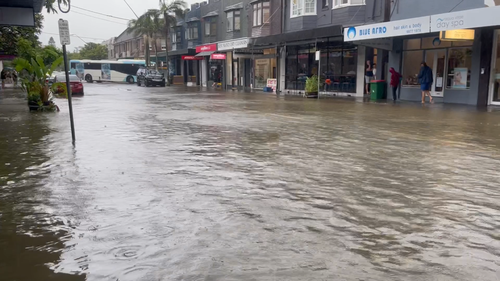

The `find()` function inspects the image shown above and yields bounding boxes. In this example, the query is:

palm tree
[129,10,163,68]
[159,0,187,86]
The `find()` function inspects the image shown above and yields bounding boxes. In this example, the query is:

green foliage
[79,43,108,60]
[45,0,69,13]
[0,14,43,56]
[14,56,64,104]
[305,75,319,93]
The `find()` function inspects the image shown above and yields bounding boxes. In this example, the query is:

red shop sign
[196,44,217,53]
[211,53,226,60]
[182,56,203,60]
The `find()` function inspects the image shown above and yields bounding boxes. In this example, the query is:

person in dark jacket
[389,67,401,101]
[418,62,434,103]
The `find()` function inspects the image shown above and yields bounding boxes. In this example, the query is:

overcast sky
[40,0,197,51]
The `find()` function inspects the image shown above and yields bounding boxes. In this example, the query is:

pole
[318,50,320,100]
[63,44,76,144]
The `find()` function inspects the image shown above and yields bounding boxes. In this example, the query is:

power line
[72,11,128,25]
[123,0,139,19]
[42,31,108,41]
[72,5,130,21]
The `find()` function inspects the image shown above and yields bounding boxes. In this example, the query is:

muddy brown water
[1,84,500,280]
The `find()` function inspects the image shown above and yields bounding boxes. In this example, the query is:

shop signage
[211,53,226,60]
[217,38,250,51]
[431,5,500,32]
[182,56,203,60]
[344,16,430,42]
[439,29,475,41]
[196,44,217,53]
[266,79,277,91]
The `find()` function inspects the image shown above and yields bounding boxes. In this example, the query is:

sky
[40,0,197,52]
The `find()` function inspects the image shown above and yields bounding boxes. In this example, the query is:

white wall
[356,46,366,97]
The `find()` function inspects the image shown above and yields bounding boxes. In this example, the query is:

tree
[129,10,164,68]
[159,0,187,86]
[79,43,108,60]
[44,0,70,13]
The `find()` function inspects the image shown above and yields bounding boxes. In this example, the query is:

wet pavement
[1,83,500,280]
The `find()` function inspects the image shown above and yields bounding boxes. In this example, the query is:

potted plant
[14,56,63,111]
[305,75,319,98]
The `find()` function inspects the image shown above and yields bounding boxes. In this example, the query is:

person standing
[389,67,401,101]
[365,60,374,95]
[418,62,433,103]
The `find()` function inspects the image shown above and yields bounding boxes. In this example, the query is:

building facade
[346,0,500,105]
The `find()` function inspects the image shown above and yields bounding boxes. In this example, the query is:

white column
[201,59,207,87]
[279,46,286,92]
[356,45,366,97]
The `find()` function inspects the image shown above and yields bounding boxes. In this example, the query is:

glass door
[490,30,500,105]
[425,49,446,97]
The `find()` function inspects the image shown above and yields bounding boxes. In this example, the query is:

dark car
[137,69,165,87]
[54,75,84,95]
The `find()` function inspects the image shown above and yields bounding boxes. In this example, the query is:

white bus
[69,60,147,84]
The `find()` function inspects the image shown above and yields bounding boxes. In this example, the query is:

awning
[195,51,215,57]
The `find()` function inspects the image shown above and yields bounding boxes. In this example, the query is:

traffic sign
[58,19,71,45]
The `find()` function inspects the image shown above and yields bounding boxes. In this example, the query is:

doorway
[490,29,500,105]
[425,49,446,97]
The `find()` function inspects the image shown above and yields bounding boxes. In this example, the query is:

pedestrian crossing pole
[59,19,76,144]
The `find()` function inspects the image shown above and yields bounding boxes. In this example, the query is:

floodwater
[1,84,500,281]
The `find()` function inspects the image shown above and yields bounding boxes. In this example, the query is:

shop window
[421,37,451,49]
[253,1,270,26]
[291,0,316,17]
[333,0,365,8]
[402,50,424,86]
[226,10,241,32]
[446,47,472,89]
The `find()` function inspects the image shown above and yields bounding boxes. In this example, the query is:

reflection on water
[1,85,500,280]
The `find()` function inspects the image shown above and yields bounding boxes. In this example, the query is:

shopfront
[181,56,202,85]
[344,6,500,105]
[253,48,277,89]
[284,38,357,94]
[399,35,477,102]
[490,29,500,105]
[217,38,251,89]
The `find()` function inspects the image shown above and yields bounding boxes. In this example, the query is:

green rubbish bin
[370,80,386,100]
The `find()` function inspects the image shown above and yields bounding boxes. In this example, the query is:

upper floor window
[226,10,241,32]
[204,17,218,36]
[291,0,316,17]
[171,28,182,43]
[253,1,270,26]
[333,0,365,8]
[187,25,199,40]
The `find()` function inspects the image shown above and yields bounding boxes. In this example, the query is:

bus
[69,60,147,84]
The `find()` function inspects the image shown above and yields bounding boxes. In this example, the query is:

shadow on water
[0,93,85,281]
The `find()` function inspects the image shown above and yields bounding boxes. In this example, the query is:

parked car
[137,69,165,87]
[54,74,84,95]
[46,71,64,86]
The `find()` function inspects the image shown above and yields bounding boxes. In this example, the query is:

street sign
[58,19,71,45]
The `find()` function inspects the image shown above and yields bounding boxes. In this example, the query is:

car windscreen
[57,75,80,82]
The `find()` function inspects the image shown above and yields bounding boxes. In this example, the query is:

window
[402,50,423,86]
[333,0,364,8]
[187,25,198,40]
[226,10,240,32]
[253,1,270,26]
[446,47,472,89]
[205,21,210,36]
[291,0,316,17]
[322,0,328,8]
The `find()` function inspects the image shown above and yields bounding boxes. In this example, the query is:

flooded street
[1,83,500,280]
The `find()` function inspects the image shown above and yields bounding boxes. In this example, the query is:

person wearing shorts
[418,62,434,104]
